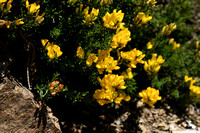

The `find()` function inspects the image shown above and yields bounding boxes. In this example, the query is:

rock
[136,100,144,108]
[0,78,61,133]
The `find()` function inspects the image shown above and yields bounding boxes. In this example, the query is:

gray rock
[0,77,61,133]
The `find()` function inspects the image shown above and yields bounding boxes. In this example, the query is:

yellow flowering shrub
[139,87,162,107]
[1,0,198,110]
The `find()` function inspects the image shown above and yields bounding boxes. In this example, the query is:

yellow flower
[196,41,199,49]
[162,23,176,35]
[53,45,63,57]
[35,12,45,24]
[93,88,118,106]
[6,0,12,10]
[120,48,145,68]
[168,38,180,50]
[25,0,29,9]
[124,95,131,101]
[83,7,99,25]
[115,92,126,104]
[198,51,200,56]
[86,53,98,66]
[102,9,124,29]
[111,25,131,49]
[96,56,120,74]
[0,3,5,11]
[5,21,12,28]
[14,19,24,25]
[42,40,62,59]
[139,87,162,107]
[144,54,165,75]
[134,12,152,27]
[26,1,40,14]
[169,38,174,44]
[97,48,112,61]
[0,0,7,3]
[121,68,133,79]
[147,0,157,7]
[47,49,55,59]
[99,74,126,90]
[93,74,131,105]
[147,42,154,49]
[76,46,84,59]
[172,42,180,50]
[41,39,49,46]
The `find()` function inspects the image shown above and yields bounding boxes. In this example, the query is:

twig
[27,64,31,90]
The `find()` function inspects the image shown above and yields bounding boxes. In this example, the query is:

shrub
[1,0,199,108]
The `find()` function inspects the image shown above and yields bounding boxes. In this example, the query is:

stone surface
[0,78,61,133]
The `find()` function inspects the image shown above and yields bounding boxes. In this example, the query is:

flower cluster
[82,7,99,25]
[121,68,134,79]
[49,81,64,96]
[26,0,45,24]
[144,54,165,75]
[139,87,162,107]
[0,0,12,12]
[134,12,152,27]
[120,48,145,68]
[147,0,157,7]
[184,75,200,97]
[110,23,131,49]
[76,46,85,59]
[41,39,63,59]
[102,9,124,29]
[96,55,120,74]
[26,0,40,14]
[86,53,98,66]
[169,38,180,50]
[86,48,120,74]
[93,74,131,106]
[162,23,176,35]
